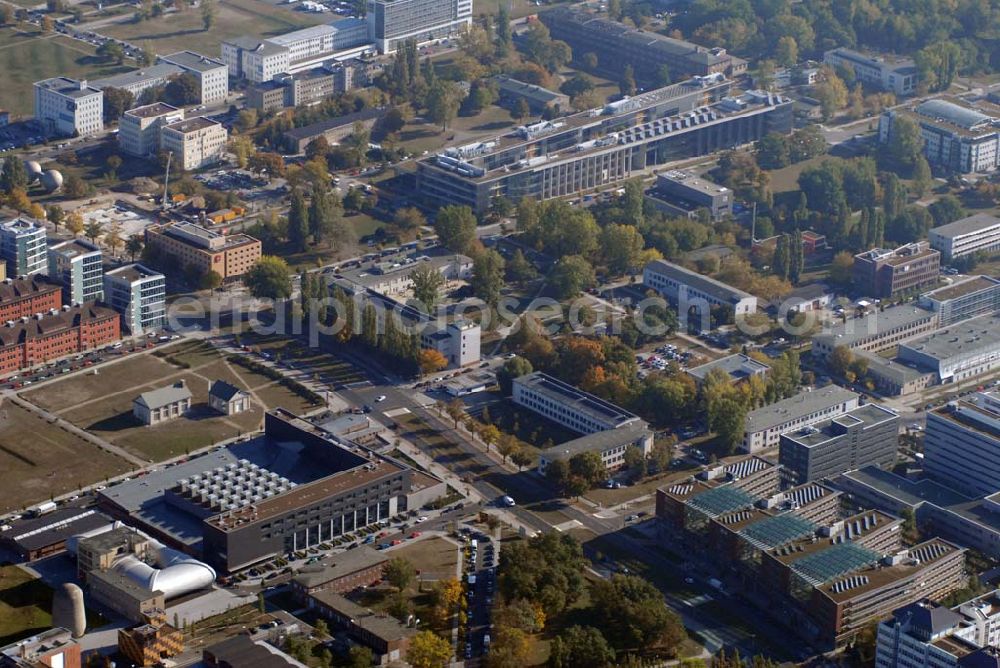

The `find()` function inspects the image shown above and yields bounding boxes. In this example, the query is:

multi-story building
[103,264,166,335]
[291,546,388,599]
[245,80,289,113]
[221,37,291,82]
[366,0,472,53]
[920,276,1000,327]
[0,275,61,323]
[537,420,653,475]
[247,69,337,112]
[644,170,733,221]
[686,353,770,387]
[779,403,899,485]
[419,319,480,368]
[47,239,103,305]
[0,304,121,375]
[118,103,184,158]
[929,213,1000,262]
[92,63,184,100]
[337,252,472,297]
[417,77,790,214]
[494,74,570,114]
[307,590,416,664]
[0,217,47,277]
[88,569,165,624]
[897,314,1000,387]
[742,385,859,453]
[823,48,918,96]
[513,371,648,435]
[854,242,942,299]
[158,51,229,105]
[925,391,1000,498]
[33,77,103,137]
[0,628,82,668]
[145,222,261,282]
[160,117,228,171]
[539,7,746,85]
[879,98,1000,174]
[812,304,939,361]
[117,613,183,668]
[876,594,1000,668]
[643,258,757,326]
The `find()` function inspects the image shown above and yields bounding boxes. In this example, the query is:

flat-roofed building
[269,19,370,66]
[0,628,82,668]
[812,305,939,361]
[925,391,1000,498]
[854,242,941,299]
[779,403,899,484]
[119,103,184,157]
[494,75,569,114]
[338,252,472,296]
[643,259,757,327]
[33,77,102,137]
[366,0,472,54]
[823,48,918,96]
[47,238,103,304]
[160,117,228,170]
[879,98,1000,174]
[104,263,165,334]
[0,507,110,561]
[158,51,229,104]
[898,314,1000,386]
[537,420,653,475]
[221,37,291,82]
[644,170,732,221]
[930,213,1000,262]
[291,545,388,599]
[145,222,262,281]
[920,275,1000,327]
[282,106,383,153]
[92,63,184,99]
[419,319,480,368]
[203,635,309,668]
[0,275,61,323]
[0,216,47,277]
[742,385,859,453]
[117,614,183,668]
[686,353,769,387]
[853,348,935,397]
[513,371,646,435]
[89,569,165,624]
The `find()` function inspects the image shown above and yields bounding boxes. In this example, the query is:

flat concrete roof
[125,102,181,119]
[34,77,100,98]
[164,116,222,133]
[782,403,897,448]
[515,372,643,429]
[931,213,1000,239]
[540,420,650,463]
[1,508,110,552]
[922,275,1000,303]
[92,63,182,90]
[900,313,1000,361]
[687,353,769,382]
[292,546,387,588]
[814,305,937,349]
[645,258,754,302]
[160,51,226,72]
[745,385,858,434]
[105,263,162,283]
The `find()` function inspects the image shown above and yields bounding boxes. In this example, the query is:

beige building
[160,117,228,171]
[133,380,192,426]
[208,380,251,415]
[119,103,184,158]
[145,222,262,281]
[88,570,165,624]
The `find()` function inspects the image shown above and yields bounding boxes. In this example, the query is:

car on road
[499,495,516,507]
[377,542,391,550]
[375,395,387,402]
[416,516,428,523]
[409,531,422,539]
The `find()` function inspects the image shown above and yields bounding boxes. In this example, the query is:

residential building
[930,213,1000,262]
[282,106,383,153]
[33,77,103,137]
[208,380,251,415]
[686,353,769,387]
[537,420,653,475]
[897,314,1000,386]
[203,635,309,668]
[742,385,859,453]
[513,371,647,435]
[307,590,416,663]
[145,222,262,281]
[925,391,1000,498]
[366,0,472,53]
[0,628,82,668]
[0,275,61,323]
[0,304,120,375]
[417,77,791,214]
[117,613,183,668]
[133,380,192,426]
[221,37,291,82]
[643,258,758,326]
[419,319,480,368]
[0,217,47,277]
[644,170,732,221]
[291,546,388,599]
[494,75,569,114]
[854,242,941,299]
[118,103,184,158]
[812,304,939,361]
[879,98,1000,174]
[920,276,1000,327]
[47,239,103,304]
[92,63,184,99]
[158,51,229,105]
[823,48,918,96]
[539,7,747,85]
[103,264,165,334]
[160,117,228,171]
[779,403,899,484]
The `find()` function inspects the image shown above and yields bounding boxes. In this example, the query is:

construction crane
[161,151,173,212]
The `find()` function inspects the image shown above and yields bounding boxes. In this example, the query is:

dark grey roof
[283,107,383,141]
[894,601,963,636]
[540,420,650,463]
[1,508,110,552]
[204,634,306,668]
[644,259,754,303]
[292,546,387,588]
[209,380,247,402]
[134,382,192,410]
[960,647,1000,668]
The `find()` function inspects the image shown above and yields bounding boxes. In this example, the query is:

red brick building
[0,304,121,375]
[291,546,388,600]
[0,276,62,324]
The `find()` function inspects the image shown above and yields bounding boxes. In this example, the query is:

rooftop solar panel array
[790,542,879,586]
[740,514,817,550]
[687,486,756,517]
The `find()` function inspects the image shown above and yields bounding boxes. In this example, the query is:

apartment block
[0,276,61,323]
[854,242,941,299]
[119,103,185,158]
[366,0,472,54]
[145,222,261,281]
[880,98,1000,174]
[643,258,757,325]
[823,48,918,96]
[920,276,1000,327]
[419,319,480,368]
[0,304,121,375]
[158,51,229,105]
[92,63,183,99]
[47,238,103,304]
[103,264,166,335]
[742,385,859,453]
[929,213,1000,262]
[0,217,48,277]
[33,77,103,137]
[644,170,732,221]
[512,371,647,435]
[160,117,228,171]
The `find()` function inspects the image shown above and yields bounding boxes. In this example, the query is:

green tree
[103,87,135,122]
[384,557,416,592]
[471,249,505,306]
[390,206,425,240]
[711,397,748,455]
[590,574,686,651]
[97,41,125,64]
[426,80,462,131]
[506,248,537,284]
[551,255,595,299]
[201,0,216,30]
[569,451,606,487]
[0,155,27,193]
[912,155,933,197]
[348,646,374,668]
[929,194,966,227]
[549,625,615,668]
[46,205,64,231]
[775,35,798,67]
[407,631,451,668]
[620,64,637,97]
[886,115,925,174]
[511,97,531,121]
[601,223,644,275]
[84,220,104,244]
[498,356,533,395]
[755,132,790,169]
[411,262,445,311]
[244,256,292,299]
[288,188,309,252]
[496,2,512,56]
[434,205,478,253]
[622,178,644,227]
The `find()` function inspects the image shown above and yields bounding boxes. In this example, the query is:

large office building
[417,76,791,214]
[0,304,121,374]
[854,242,942,299]
[0,217,48,277]
[876,594,1000,667]
[47,238,103,305]
[539,7,747,85]
[145,222,261,281]
[366,0,472,53]
[929,213,1000,262]
[742,385,859,453]
[823,48,918,96]
[92,63,184,99]
[879,98,1000,174]
[0,275,61,323]
[920,275,1000,327]
[221,37,291,82]
[643,258,758,325]
[158,51,229,105]
[644,170,733,221]
[513,371,648,435]
[925,391,1000,498]
[103,264,165,335]
[779,403,899,485]
[160,117,228,171]
[897,314,1000,387]
[118,103,185,158]
[812,304,939,361]
[33,77,103,137]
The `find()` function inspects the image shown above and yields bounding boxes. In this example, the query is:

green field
[101,0,329,56]
[0,29,132,118]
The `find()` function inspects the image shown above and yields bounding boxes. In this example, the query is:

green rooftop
[790,542,879,586]
[740,514,817,550]
[687,486,756,517]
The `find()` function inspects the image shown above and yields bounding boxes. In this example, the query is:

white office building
[537,421,653,475]
[221,37,291,83]
[104,264,166,335]
[366,0,472,53]
[33,77,103,137]
[929,213,1000,262]
[0,217,47,277]
[924,391,1000,498]
[742,385,859,453]
[119,103,184,158]
[92,63,184,99]
[419,319,480,368]
[876,594,1000,668]
[160,117,228,171]
[823,48,918,96]
[158,51,230,105]
[880,99,1000,174]
[47,239,103,304]
[898,314,1000,386]
[513,371,646,435]
[642,259,757,329]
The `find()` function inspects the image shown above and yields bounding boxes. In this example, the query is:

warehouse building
[853,242,941,299]
[920,275,1000,327]
[643,258,757,327]
[742,386,859,453]
[929,213,1000,261]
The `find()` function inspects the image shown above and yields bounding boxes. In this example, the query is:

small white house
[133,380,192,426]
[208,380,251,415]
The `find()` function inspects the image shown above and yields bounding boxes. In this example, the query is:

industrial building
[291,546,388,599]
[920,275,1000,327]
[494,75,569,114]
[644,170,732,221]
[0,275,61,323]
[539,7,747,85]
[160,117,229,171]
[0,217,47,277]
[158,51,230,105]
[822,48,918,96]
[0,303,121,375]
[33,77,103,137]
[741,385,859,453]
[145,222,262,282]
[643,259,758,327]
[118,103,185,158]
[929,213,1000,261]
[879,98,1000,174]
[513,371,648,435]
[876,592,1000,666]
[133,380,192,426]
[103,263,166,335]
[417,76,791,214]
[537,420,653,475]
[686,353,770,387]
[47,239,103,305]
[811,304,939,361]
[853,242,941,299]
[366,0,472,54]
[778,403,899,485]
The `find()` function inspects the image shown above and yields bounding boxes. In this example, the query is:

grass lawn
[100,0,328,55]
[584,467,696,507]
[766,154,830,194]
[0,401,132,513]
[0,565,106,645]
[391,536,459,581]
[0,29,132,118]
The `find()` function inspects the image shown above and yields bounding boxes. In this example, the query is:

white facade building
[103,264,166,335]
[742,385,860,453]
[512,371,646,435]
[643,259,757,328]
[160,117,228,171]
[119,103,184,158]
[33,77,103,137]
[876,594,1000,668]
[929,213,1000,262]
[159,51,230,105]
[880,99,1000,174]
[366,0,472,53]
[823,48,918,96]
[419,319,480,368]
[0,217,47,277]
[92,63,184,99]
[221,37,291,83]
[47,238,103,304]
